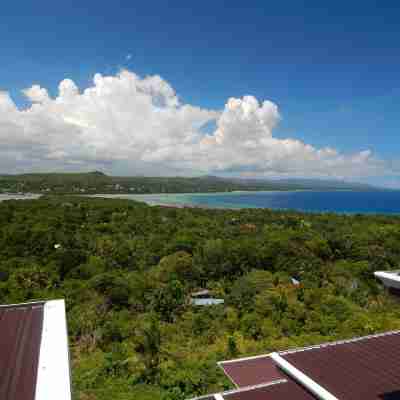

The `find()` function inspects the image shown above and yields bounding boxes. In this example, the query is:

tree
[157,251,196,283]
[135,316,162,381]
[152,279,186,322]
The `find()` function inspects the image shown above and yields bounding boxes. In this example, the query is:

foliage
[0,196,400,399]
[0,171,377,194]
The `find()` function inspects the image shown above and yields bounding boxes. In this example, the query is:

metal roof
[281,330,400,400]
[222,381,314,400]
[191,298,224,306]
[190,380,314,400]
[0,302,44,400]
[192,330,400,400]
[0,300,72,400]
[374,270,400,290]
[219,355,285,388]
[191,289,211,297]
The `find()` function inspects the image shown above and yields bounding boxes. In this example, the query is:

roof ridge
[0,300,46,309]
[218,352,273,365]
[219,330,400,365]
[279,329,400,355]
[188,379,288,400]
[271,352,339,400]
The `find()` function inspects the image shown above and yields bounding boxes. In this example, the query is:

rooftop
[0,300,72,400]
[374,270,400,290]
[191,330,400,400]
[222,381,314,400]
[0,301,44,400]
[191,289,211,297]
[191,298,225,306]
[219,354,284,387]
[280,330,400,400]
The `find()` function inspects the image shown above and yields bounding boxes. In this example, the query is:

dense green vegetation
[0,171,376,194]
[0,196,399,400]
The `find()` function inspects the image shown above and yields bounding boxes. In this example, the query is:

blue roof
[190,298,224,306]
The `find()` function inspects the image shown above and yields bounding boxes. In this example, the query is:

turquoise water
[91,190,400,215]
[2,191,399,215]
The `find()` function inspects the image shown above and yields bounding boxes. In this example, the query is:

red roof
[191,330,400,400]
[191,381,314,400]
[0,300,72,400]
[223,381,314,400]
[282,331,400,400]
[0,302,44,400]
[219,356,285,387]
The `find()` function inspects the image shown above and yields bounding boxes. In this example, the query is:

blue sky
[1,1,399,186]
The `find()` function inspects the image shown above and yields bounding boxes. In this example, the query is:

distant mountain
[0,172,383,194]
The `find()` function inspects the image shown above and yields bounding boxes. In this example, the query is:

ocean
[91,190,400,215]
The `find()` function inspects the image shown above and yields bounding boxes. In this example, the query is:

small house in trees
[0,300,72,400]
[191,289,211,298]
[190,289,224,306]
[374,270,400,295]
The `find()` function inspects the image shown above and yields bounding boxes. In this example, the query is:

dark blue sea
[93,190,400,215]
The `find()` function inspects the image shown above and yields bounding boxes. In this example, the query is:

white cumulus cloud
[0,69,392,178]
[22,85,50,103]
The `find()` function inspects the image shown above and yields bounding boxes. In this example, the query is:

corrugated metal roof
[191,298,224,306]
[0,302,45,400]
[191,290,211,297]
[190,381,314,400]
[219,355,285,388]
[222,381,314,400]
[190,330,400,400]
[281,330,400,400]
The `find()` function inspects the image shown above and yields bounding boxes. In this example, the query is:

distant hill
[230,177,378,191]
[0,171,383,194]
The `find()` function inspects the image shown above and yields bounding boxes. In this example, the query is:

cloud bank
[0,69,390,178]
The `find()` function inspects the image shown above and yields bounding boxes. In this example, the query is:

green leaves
[151,280,186,322]
[1,196,400,400]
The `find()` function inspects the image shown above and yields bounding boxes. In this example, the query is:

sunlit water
[90,190,400,215]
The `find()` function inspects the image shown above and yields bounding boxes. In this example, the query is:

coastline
[2,191,399,215]
[86,191,400,215]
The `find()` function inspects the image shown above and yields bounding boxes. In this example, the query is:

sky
[1,1,400,187]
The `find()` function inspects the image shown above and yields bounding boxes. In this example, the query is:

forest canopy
[0,196,399,400]
[0,172,377,194]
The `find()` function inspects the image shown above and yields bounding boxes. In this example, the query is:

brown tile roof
[219,355,285,387]
[281,331,400,400]
[0,302,45,400]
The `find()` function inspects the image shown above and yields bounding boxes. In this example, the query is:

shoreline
[2,192,400,216]
[87,193,400,216]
